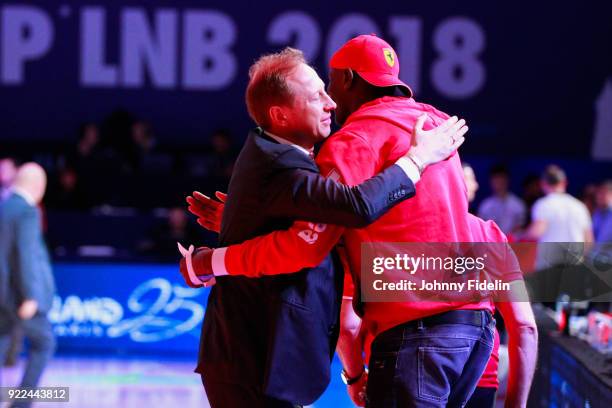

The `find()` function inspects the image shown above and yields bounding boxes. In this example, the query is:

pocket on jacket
[264,302,330,405]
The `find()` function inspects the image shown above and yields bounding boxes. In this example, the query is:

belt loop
[481,310,486,328]
[417,319,424,330]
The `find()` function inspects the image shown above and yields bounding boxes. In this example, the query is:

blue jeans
[366,310,494,408]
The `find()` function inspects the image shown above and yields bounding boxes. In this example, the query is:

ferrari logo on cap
[383,48,395,67]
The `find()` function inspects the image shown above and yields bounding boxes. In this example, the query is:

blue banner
[1,1,611,158]
[50,262,208,355]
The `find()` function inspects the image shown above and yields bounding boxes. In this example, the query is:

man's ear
[269,105,289,127]
[343,68,355,90]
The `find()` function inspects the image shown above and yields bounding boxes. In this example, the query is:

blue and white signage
[50,262,208,355]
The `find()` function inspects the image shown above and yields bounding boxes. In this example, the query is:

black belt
[418,309,488,327]
[382,309,490,338]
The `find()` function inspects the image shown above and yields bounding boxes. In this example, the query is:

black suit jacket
[0,193,56,315]
[197,129,415,404]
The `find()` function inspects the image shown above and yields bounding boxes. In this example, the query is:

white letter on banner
[431,17,486,99]
[183,10,236,90]
[121,8,177,88]
[267,11,320,62]
[1,5,53,84]
[326,14,379,64]
[389,17,422,95]
[80,7,118,87]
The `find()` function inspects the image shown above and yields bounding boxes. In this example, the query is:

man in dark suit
[0,163,56,405]
[179,48,467,408]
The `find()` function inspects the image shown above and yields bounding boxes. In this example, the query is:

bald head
[13,162,47,204]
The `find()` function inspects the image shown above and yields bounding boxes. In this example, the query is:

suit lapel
[250,129,318,172]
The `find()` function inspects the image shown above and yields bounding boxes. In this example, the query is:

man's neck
[346,94,376,121]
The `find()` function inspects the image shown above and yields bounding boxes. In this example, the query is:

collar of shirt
[265,132,315,158]
[13,187,36,207]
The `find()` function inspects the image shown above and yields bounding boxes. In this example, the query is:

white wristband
[395,156,421,183]
[211,247,229,276]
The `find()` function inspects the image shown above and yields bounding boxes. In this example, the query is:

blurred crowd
[10,110,238,210]
[462,163,610,249]
[1,110,239,260]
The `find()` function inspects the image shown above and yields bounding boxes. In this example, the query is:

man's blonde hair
[245,47,306,127]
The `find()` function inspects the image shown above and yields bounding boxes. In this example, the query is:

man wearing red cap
[187,35,491,407]
[324,36,493,407]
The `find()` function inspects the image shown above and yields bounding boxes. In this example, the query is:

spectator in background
[100,109,134,160]
[521,173,543,227]
[0,157,17,201]
[478,164,526,235]
[581,183,599,215]
[131,121,155,151]
[96,109,140,179]
[64,123,104,178]
[592,180,612,261]
[139,207,203,259]
[56,122,100,175]
[72,123,100,166]
[128,120,158,172]
[524,165,593,269]
[46,167,89,210]
[462,162,479,213]
[462,163,538,408]
[207,129,237,190]
[0,163,56,399]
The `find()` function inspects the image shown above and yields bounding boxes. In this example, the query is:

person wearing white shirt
[523,165,593,268]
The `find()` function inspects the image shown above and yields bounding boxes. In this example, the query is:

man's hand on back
[408,114,468,171]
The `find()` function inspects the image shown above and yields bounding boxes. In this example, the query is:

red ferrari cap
[330,34,413,97]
